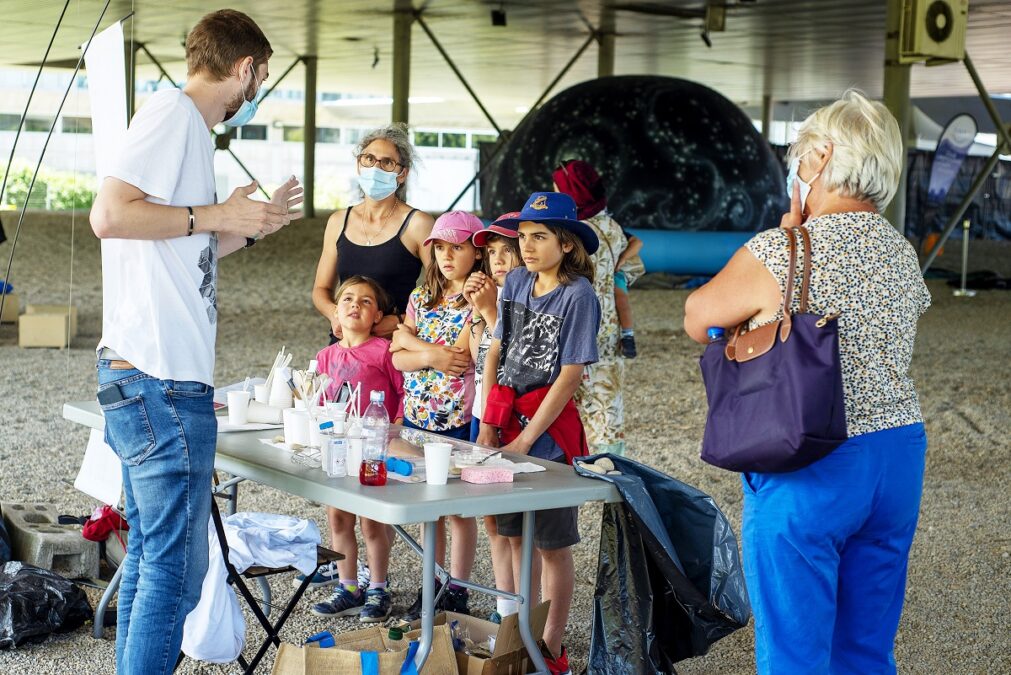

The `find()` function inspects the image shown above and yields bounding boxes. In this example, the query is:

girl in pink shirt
[308,275,403,623]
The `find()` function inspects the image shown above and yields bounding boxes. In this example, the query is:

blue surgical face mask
[786,157,819,214]
[358,166,401,201]
[222,63,260,128]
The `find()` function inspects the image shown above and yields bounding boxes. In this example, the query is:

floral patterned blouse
[403,286,474,431]
[746,212,931,437]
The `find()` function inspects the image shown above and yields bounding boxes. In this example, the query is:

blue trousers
[741,423,927,675]
[98,361,216,675]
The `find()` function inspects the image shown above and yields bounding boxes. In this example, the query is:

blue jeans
[741,423,927,675]
[97,361,216,674]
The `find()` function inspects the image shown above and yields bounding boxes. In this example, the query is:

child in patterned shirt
[390,210,484,619]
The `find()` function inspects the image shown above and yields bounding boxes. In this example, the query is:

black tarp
[575,454,750,674]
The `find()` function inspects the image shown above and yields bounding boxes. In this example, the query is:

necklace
[361,199,399,246]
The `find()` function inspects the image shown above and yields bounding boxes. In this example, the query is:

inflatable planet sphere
[483,75,788,232]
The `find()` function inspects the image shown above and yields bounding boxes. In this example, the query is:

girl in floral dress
[390,210,484,619]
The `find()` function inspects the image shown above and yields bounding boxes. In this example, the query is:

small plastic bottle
[327,431,348,478]
[386,626,404,652]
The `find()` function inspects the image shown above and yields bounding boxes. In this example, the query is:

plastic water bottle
[707,326,726,342]
[360,390,389,486]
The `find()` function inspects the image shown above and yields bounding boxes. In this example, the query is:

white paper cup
[424,442,453,485]
[253,384,269,404]
[283,408,310,447]
[227,391,251,426]
[269,370,293,408]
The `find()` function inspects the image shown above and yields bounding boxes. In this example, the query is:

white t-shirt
[98,90,218,384]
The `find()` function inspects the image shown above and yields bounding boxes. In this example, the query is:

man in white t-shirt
[89,10,302,673]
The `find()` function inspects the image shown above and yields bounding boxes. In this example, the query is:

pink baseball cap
[424,210,485,246]
[473,212,521,247]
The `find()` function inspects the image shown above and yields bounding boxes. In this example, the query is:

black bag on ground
[0,561,92,649]
[575,454,751,674]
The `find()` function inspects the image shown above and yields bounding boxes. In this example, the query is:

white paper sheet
[74,429,123,506]
[83,21,127,181]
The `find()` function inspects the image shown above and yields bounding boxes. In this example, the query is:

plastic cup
[227,390,250,426]
[283,408,310,447]
[424,442,453,485]
[253,384,269,404]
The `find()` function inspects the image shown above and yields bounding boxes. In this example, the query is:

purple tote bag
[699,226,847,473]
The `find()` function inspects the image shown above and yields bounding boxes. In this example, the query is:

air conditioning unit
[899,0,969,64]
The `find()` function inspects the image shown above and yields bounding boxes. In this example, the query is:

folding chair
[182,492,344,674]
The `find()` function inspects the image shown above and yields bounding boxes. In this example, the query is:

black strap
[396,208,418,236]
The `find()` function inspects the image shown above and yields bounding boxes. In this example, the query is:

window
[24,117,53,132]
[0,114,21,131]
[345,127,368,146]
[62,117,92,134]
[472,133,498,147]
[239,124,267,141]
[317,127,341,144]
[283,126,304,142]
[414,131,438,147]
[441,132,466,148]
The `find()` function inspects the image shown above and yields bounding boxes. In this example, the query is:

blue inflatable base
[628,229,754,276]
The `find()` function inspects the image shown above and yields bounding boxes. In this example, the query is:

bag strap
[791,225,813,313]
[725,226,799,359]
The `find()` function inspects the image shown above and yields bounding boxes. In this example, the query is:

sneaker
[402,579,442,622]
[441,586,470,615]
[357,559,371,589]
[620,334,637,358]
[544,646,571,675]
[294,561,340,590]
[359,587,392,623]
[310,586,364,618]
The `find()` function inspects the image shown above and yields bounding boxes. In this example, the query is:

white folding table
[63,400,621,672]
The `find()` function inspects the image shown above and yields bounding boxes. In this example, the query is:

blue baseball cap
[495,192,599,255]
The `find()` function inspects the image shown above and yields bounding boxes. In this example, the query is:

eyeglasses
[358,153,403,173]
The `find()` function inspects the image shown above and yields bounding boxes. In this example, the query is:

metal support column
[392,3,413,125]
[303,55,317,219]
[761,94,774,141]
[597,7,615,77]
[124,41,139,118]
[883,0,912,233]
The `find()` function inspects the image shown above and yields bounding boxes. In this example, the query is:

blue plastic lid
[706,327,726,341]
[0,280,12,294]
[319,420,334,430]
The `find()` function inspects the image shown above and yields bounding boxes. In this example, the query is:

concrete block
[18,312,70,348]
[0,292,18,324]
[25,303,77,337]
[1,502,99,579]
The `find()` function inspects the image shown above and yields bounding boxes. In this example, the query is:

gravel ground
[0,213,1009,673]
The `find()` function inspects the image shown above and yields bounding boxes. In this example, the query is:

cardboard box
[25,304,78,337]
[271,623,457,675]
[0,292,18,324]
[409,602,551,675]
[18,312,69,348]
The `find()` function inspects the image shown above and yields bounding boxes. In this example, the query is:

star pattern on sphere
[197,235,219,325]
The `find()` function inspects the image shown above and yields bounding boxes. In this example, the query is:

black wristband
[244,236,257,248]
[186,206,195,236]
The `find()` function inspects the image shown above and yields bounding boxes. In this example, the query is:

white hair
[789,89,903,211]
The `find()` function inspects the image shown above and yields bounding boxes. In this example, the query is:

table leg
[93,562,124,639]
[519,510,549,673]
[414,520,438,670]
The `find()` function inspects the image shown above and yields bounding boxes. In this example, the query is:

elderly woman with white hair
[684,90,931,673]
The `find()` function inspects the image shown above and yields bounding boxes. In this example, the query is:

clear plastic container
[360,390,389,486]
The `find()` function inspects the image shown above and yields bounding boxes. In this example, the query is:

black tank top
[336,206,422,316]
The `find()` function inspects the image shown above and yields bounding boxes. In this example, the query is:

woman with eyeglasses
[313,123,434,341]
